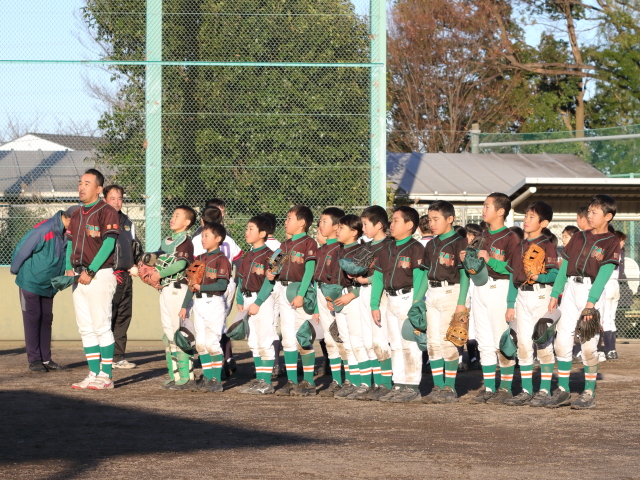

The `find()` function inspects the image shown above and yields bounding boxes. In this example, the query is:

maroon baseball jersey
[562,230,620,279]
[314,241,342,284]
[423,232,467,284]
[480,228,520,280]
[511,235,559,285]
[197,250,231,293]
[374,237,424,290]
[66,200,120,269]
[237,246,273,293]
[362,237,393,277]
[337,242,365,287]
[280,235,317,282]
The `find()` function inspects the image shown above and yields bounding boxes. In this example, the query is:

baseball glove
[533,318,553,342]
[329,320,343,343]
[352,247,374,269]
[137,261,161,290]
[445,307,470,347]
[575,308,601,343]
[267,248,287,276]
[186,260,206,292]
[523,243,547,284]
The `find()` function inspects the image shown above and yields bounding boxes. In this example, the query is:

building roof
[0,133,104,152]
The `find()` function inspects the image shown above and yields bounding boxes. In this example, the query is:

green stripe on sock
[430,359,445,388]
[520,365,533,394]
[83,345,101,375]
[200,353,213,380]
[444,359,458,389]
[284,351,299,384]
[482,364,496,392]
[557,360,572,392]
[499,365,515,391]
[358,360,371,387]
[99,343,115,378]
[380,358,392,388]
[301,351,316,385]
[330,358,343,385]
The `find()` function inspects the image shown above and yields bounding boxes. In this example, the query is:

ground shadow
[0,347,27,356]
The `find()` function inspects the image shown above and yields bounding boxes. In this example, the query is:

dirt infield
[1,341,639,479]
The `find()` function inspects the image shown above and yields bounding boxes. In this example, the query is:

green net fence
[0,0,386,263]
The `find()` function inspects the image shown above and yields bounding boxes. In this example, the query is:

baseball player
[505,201,559,406]
[548,195,621,409]
[179,222,230,392]
[371,206,426,403]
[261,211,283,379]
[418,215,434,246]
[414,200,469,404]
[267,205,317,397]
[235,216,277,395]
[602,230,626,360]
[460,193,520,405]
[65,169,120,390]
[313,207,349,397]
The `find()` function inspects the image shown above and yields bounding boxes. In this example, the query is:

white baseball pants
[192,294,226,356]
[73,268,116,348]
[359,285,390,361]
[601,277,620,332]
[340,287,368,365]
[159,284,188,341]
[426,284,460,362]
[243,292,277,360]
[274,282,310,352]
[222,279,237,325]
[316,285,344,360]
[514,285,554,366]
[385,290,422,386]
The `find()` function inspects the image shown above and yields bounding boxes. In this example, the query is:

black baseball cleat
[529,390,550,407]
[379,385,403,403]
[248,379,275,395]
[203,377,224,393]
[504,391,533,406]
[422,385,441,404]
[486,388,513,405]
[366,385,391,401]
[390,386,422,403]
[606,350,619,360]
[334,380,357,400]
[169,379,197,391]
[290,380,316,397]
[571,390,596,409]
[471,389,496,404]
[319,380,342,397]
[351,385,376,401]
[43,360,67,371]
[275,380,297,396]
[28,361,47,373]
[545,388,572,408]
[162,380,175,390]
[433,386,458,404]
[238,379,260,394]
[346,384,370,400]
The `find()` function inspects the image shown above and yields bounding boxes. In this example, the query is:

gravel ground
[1,340,639,479]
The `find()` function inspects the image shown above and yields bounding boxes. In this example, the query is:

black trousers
[20,288,53,363]
[111,274,133,362]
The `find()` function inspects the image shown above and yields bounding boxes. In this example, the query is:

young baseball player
[261,211,283,378]
[414,201,469,404]
[267,205,317,397]
[356,206,393,401]
[602,231,626,360]
[179,222,230,392]
[461,193,520,404]
[547,195,621,409]
[313,207,348,397]
[65,169,120,390]
[235,216,277,395]
[464,223,482,369]
[146,205,195,390]
[371,206,426,403]
[576,205,590,231]
[418,215,434,246]
[505,201,559,406]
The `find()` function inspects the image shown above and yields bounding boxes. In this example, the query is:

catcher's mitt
[186,260,206,292]
[137,261,162,290]
[267,248,287,275]
[446,307,470,347]
[575,308,601,343]
[352,247,374,269]
[523,243,547,284]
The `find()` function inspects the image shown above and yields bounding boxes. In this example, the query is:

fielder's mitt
[445,307,470,347]
[186,260,206,292]
[137,261,161,290]
[267,248,287,275]
[352,247,375,269]
[329,320,343,343]
[575,308,601,343]
[533,318,553,342]
[523,243,547,284]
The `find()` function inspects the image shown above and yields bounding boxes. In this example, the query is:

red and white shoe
[87,372,114,390]
[72,372,97,390]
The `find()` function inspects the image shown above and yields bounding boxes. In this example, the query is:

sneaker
[238,379,261,394]
[162,380,175,390]
[545,388,572,408]
[471,389,496,404]
[113,360,137,369]
[291,380,316,397]
[390,386,422,403]
[203,377,224,393]
[319,380,342,397]
[366,384,391,401]
[606,350,619,360]
[529,390,550,407]
[571,390,596,410]
[433,386,458,404]
[346,384,370,400]
[193,375,209,392]
[379,385,403,403]
[334,380,357,400]
[504,391,533,406]
[352,385,376,401]
[42,360,67,371]
[486,388,512,405]
[29,361,47,373]
[422,385,441,404]
[169,379,197,391]
[87,373,114,390]
[598,351,607,362]
[275,380,296,396]
[72,372,97,389]
[248,379,275,395]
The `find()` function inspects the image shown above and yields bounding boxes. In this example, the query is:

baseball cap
[532,308,562,346]
[407,302,426,332]
[499,327,518,359]
[463,247,488,286]
[401,318,427,351]
[227,310,249,341]
[296,320,316,350]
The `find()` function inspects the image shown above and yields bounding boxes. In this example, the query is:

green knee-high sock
[83,345,101,375]
[520,365,534,394]
[301,351,315,385]
[358,360,372,387]
[175,351,192,385]
[430,359,445,388]
[557,360,572,392]
[371,359,382,386]
[211,354,224,382]
[584,365,598,394]
[499,365,515,391]
[253,356,262,380]
[330,358,343,385]
[349,364,360,384]
[99,343,115,378]
[482,364,496,392]
[200,353,214,380]
[261,359,274,382]
[284,351,299,384]
[380,358,393,388]
[343,363,351,383]
[444,359,458,389]
[540,363,553,393]
[164,349,175,381]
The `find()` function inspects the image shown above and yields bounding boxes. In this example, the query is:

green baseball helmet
[463,247,488,287]
[401,318,428,352]
[174,317,197,355]
[532,309,561,346]
[499,327,518,359]
[227,310,249,341]
[296,320,317,350]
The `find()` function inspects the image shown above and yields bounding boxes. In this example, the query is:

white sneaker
[72,372,97,390]
[88,372,115,390]
[598,351,607,362]
[113,360,137,369]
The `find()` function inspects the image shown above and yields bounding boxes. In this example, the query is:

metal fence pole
[145,0,163,250]
[369,0,386,207]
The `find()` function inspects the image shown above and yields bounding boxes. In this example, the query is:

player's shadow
[63,350,165,370]
[0,390,318,480]
[0,347,27,356]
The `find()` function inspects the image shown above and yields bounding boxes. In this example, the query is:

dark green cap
[338,257,368,277]
[532,309,561,346]
[401,318,428,352]
[463,247,489,287]
[285,282,318,315]
[319,282,345,313]
[174,317,197,355]
[227,310,249,341]
[296,320,317,350]
[499,327,518,358]
[407,302,427,332]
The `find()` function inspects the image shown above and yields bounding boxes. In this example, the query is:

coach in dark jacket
[10,206,78,372]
